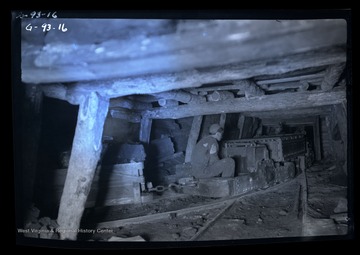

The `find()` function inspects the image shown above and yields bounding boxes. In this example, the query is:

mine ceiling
[21,19,348,118]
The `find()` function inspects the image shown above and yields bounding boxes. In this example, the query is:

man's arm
[209,143,217,154]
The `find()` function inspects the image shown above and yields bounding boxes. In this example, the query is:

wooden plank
[188,83,245,93]
[133,182,142,203]
[240,117,257,138]
[262,116,316,125]
[139,117,152,144]
[299,171,309,235]
[261,79,322,91]
[334,102,347,150]
[219,113,226,128]
[321,63,346,91]
[145,89,346,119]
[85,198,134,208]
[95,176,145,186]
[50,176,144,189]
[89,185,138,206]
[107,162,144,176]
[313,116,322,161]
[109,108,141,123]
[44,163,144,187]
[333,103,348,174]
[325,115,336,157]
[51,184,137,203]
[40,47,346,102]
[23,20,346,84]
[257,72,325,85]
[244,106,332,119]
[46,179,145,208]
[188,67,326,94]
[109,97,152,110]
[56,92,109,240]
[237,115,245,139]
[185,116,203,163]
[326,105,346,174]
[189,80,319,95]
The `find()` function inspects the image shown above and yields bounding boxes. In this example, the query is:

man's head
[209,123,224,141]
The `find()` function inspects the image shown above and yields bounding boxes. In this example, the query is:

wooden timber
[145,89,346,120]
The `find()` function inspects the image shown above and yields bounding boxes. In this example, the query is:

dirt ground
[77,159,350,244]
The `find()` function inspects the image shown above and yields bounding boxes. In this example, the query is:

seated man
[190,123,235,179]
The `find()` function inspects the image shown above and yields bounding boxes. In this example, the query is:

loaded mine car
[222,133,309,183]
[178,124,314,198]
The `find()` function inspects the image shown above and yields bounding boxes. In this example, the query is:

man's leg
[207,158,235,178]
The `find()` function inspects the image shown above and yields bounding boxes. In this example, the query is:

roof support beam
[40,47,346,104]
[144,89,346,120]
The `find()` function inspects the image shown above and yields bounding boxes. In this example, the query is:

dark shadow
[305,125,316,162]
[34,97,78,219]
[143,143,161,186]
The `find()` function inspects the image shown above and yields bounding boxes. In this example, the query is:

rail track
[92,173,306,241]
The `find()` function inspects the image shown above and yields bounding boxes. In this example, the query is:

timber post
[57,92,109,240]
[185,116,203,163]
